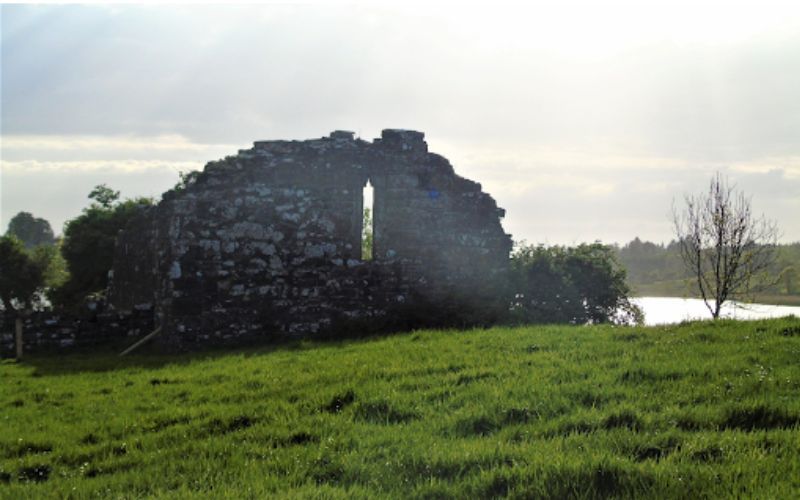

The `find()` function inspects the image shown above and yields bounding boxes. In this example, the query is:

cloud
[437,145,800,244]
[1,134,242,163]
[1,160,184,235]
[2,4,799,244]
[4,4,800,157]
[2,134,235,153]
[729,157,800,178]
[3,134,798,244]
[1,159,202,174]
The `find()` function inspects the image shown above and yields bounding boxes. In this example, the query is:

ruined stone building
[108,130,512,349]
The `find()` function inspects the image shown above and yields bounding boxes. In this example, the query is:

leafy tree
[509,242,642,325]
[36,243,68,292]
[362,207,374,260]
[88,184,121,209]
[672,173,779,319]
[5,211,55,248]
[770,244,800,295]
[0,236,48,312]
[173,170,201,192]
[614,237,688,286]
[778,266,798,295]
[52,186,153,308]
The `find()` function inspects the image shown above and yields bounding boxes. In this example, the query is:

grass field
[2,318,800,498]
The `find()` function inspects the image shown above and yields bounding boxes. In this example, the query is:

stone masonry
[108,129,512,350]
[1,307,153,357]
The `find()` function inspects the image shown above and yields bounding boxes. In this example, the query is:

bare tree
[673,172,779,319]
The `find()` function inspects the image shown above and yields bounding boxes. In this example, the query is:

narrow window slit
[362,180,374,260]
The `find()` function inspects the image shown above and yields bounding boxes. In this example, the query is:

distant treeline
[613,237,800,303]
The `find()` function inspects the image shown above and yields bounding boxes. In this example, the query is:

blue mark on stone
[428,189,440,200]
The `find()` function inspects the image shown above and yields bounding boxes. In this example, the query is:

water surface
[632,297,800,326]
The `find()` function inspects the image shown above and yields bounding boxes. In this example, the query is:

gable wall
[109,130,512,349]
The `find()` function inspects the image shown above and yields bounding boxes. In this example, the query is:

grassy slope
[2,319,800,499]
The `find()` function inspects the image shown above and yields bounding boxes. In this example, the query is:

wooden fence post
[15,317,23,360]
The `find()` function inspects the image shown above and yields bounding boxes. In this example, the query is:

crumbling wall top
[375,129,427,153]
[329,130,355,140]
[249,129,428,158]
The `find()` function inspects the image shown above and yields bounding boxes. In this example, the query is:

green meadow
[2,318,800,499]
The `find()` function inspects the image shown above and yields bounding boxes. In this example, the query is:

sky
[2,1,799,245]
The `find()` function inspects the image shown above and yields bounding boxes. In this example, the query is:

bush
[0,236,49,313]
[509,242,642,325]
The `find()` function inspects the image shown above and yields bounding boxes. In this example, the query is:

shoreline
[630,289,800,307]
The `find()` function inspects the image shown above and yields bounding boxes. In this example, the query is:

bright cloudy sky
[2,1,799,244]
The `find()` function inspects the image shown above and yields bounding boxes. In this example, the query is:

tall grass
[2,318,799,498]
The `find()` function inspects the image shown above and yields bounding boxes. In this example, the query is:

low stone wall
[0,308,154,358]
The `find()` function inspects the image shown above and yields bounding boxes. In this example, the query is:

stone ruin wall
[0,308,153,358]
[108,130,512,350]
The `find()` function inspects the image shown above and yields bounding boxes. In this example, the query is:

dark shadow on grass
[455,372,496,386]
[691,446,724,463]
[194,415,256,438]
[674,415,708,431]
[310,455,345,485]
[83,461,136,479]
[354,400,419,424]
[547,420,597,438]
[15,296,509,376]
[619,368,684,384]
[145,415,193,433]
[603,410,642,431]
[323,390,356,414]
[721,405,800,431]
[1,441,52,459]
[632,437,681,462]
[780,325,800,336]
[286,432,318,446]
[482,463,655,499]
[17,464,50,483]
[454,415,499,437]
[19,327,425,376]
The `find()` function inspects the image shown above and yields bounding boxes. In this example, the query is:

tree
[362,207,374,260]
[173,170,201,192]
[36,243,68,294]
[672,172,779,319]
[88,184,121,209]
[509,242,642,325]
[5,211,55,248]
[0,236,48,313]
[52,185,152,309]
[778,266,798,295]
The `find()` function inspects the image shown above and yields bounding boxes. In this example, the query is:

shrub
[509,242,642,325]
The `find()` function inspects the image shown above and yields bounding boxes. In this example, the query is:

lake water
[632,297,800,326]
